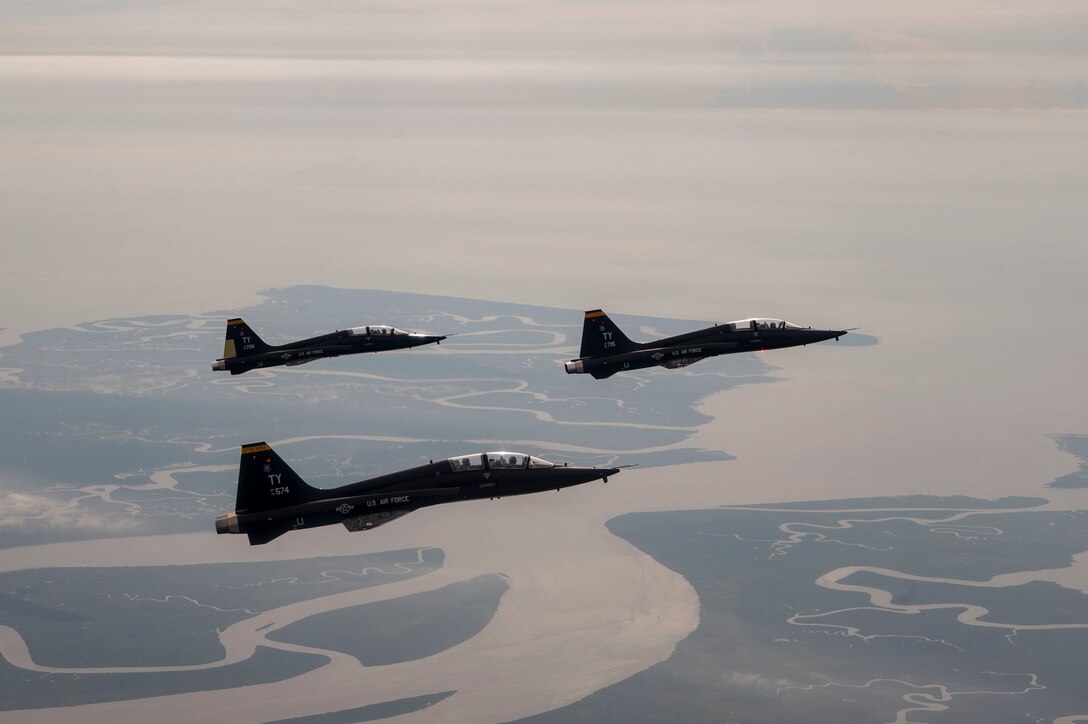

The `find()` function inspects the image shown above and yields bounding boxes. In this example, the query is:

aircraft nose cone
[813,329,846,343]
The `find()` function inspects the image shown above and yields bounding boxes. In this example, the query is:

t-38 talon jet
[211,317,445,375]
[215,442,621,545]
[565,309,851,379]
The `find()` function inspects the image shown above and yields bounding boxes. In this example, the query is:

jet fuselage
[215,443,619,545]
[212,318,445,375]
[565,311,848,379]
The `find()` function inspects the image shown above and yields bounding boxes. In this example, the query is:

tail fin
[235,442,320,514]
[579,309,638,358]
[222,318,272,359]
[247,525,292,546]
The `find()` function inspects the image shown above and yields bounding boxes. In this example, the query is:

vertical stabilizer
[579,309,637,358]
[223,318,272,359]
[235,442,319,514]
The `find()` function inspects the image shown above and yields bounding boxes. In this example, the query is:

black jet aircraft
[215,442,621,545]
[565,309,849,379]
[211,317,445,375]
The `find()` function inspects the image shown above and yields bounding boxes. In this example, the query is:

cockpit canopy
[448,452,555,471]
[346,325,410,337]
[725,318,804,331]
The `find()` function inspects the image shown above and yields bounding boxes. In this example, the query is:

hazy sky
[2,1,1087,498]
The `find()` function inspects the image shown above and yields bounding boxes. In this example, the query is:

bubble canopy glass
[447,452,556,471]
[346,325,410,336]
[726,318,804,330]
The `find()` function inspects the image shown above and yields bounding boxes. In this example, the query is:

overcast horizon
[3,1,1087,329]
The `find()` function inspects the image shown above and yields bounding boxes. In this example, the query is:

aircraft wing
[342,508,415,532]
[340,487,462,532]
[661,356,708,369]
[282,345,354,365]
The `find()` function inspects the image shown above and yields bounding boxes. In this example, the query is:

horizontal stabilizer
[247,525,290,546]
